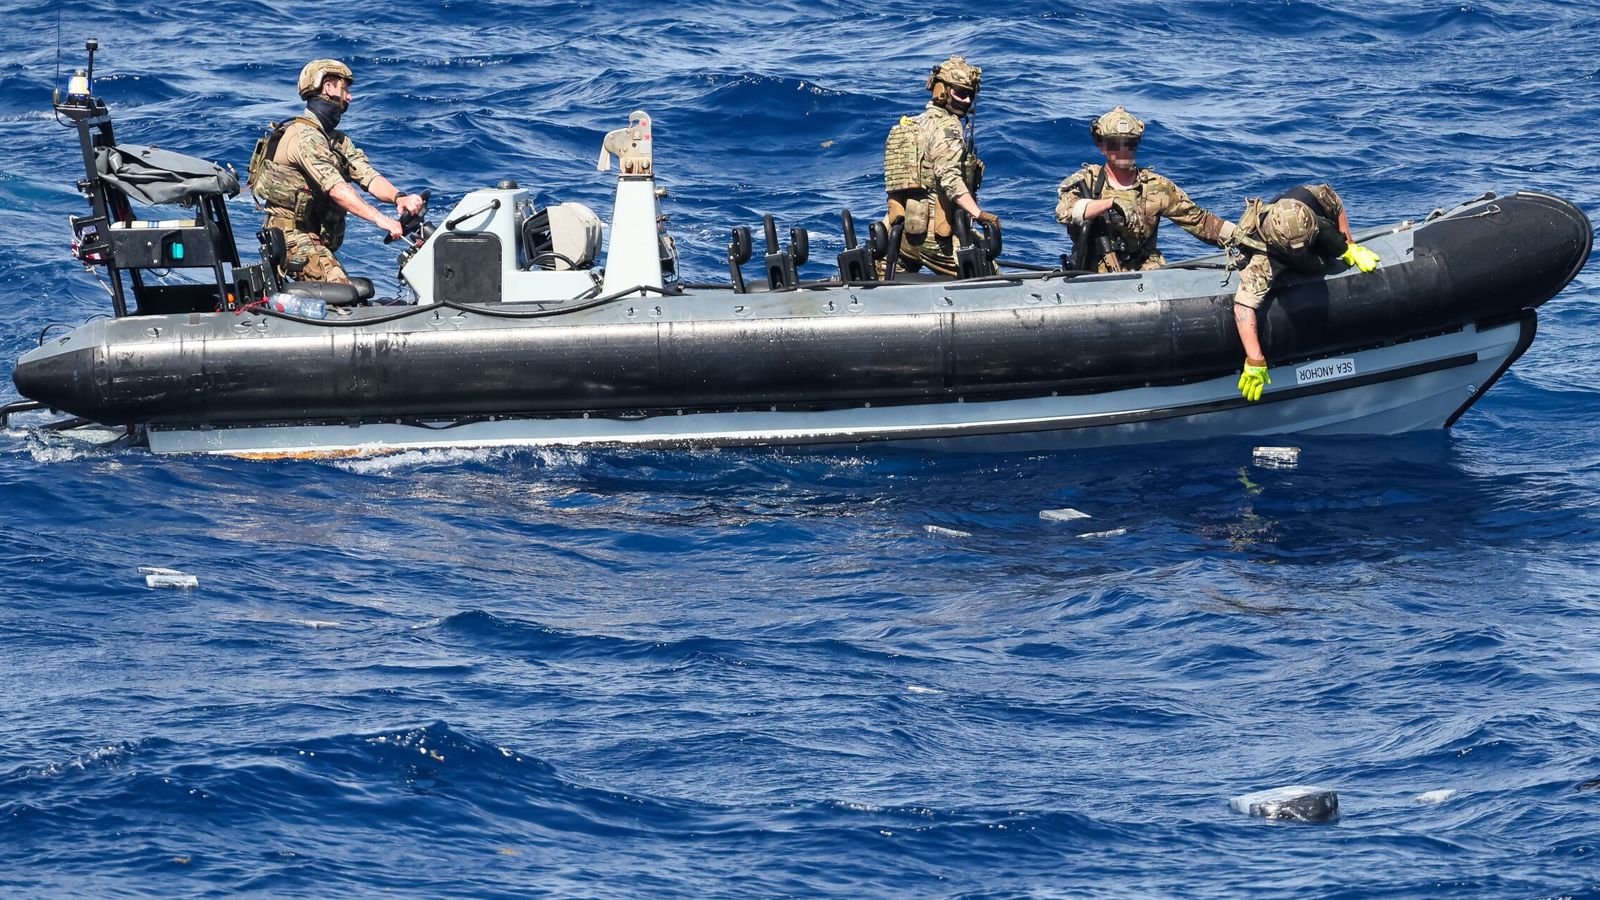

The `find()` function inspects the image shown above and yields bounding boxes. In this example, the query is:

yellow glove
[1238,357,1270,402]
[1339,242,1380,273]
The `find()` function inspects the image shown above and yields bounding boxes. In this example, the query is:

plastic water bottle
[266,292,328,319]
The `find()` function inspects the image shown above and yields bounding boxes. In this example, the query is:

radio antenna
[52,10,64,124]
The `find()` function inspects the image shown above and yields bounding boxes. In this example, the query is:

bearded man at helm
[247,59,425,286]
[881,55,998,278]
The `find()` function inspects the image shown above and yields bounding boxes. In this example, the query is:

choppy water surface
[2,1,1599,895]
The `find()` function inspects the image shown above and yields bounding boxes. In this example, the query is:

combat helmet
[925,55,981,113]
[1091,106,1145,144]
[1260,198,1318,251]
[298,59,354,100]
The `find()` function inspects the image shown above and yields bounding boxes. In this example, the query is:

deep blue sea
[3,1,1600,896]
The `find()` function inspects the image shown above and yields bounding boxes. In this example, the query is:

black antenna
[51,11,67,124]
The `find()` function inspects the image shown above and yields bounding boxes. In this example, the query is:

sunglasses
[1102,138,1139,151]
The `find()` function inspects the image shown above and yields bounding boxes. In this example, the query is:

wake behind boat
[6,47,1591,457]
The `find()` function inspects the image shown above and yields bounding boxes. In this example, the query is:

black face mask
[306,97,346,132]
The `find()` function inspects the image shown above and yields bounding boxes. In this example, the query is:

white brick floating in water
[145,573,198,589]
[1229,785,1339,822]
[1252,446,1300,469]
[1039,508,1091,522]
[923,524,972,538]
[1414,789,1458,805]
[139,566,197,589]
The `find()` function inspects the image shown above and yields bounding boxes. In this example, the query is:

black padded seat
[284,278,372,307]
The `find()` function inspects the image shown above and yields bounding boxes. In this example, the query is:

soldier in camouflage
[1229,183,1382,402]
[1055,106,1234,274]
[881,55,997,278]
[247,59,424,285]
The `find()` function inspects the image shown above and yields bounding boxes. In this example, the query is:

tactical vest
[247,116,352,251]
[883,110,982,196]
[1068,165,1155,267]
[1274,185,1330,221]
[248,118,313,211]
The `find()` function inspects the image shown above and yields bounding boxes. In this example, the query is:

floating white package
[145,573,198,589]
[1040,508,1091,522]
[1229,785,1339,822]
[1252,446,1300,469]
[923,524,972,538]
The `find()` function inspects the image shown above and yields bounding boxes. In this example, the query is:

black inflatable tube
[1263,191,1590,361]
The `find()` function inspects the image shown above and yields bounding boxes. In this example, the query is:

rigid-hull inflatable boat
[7,53,1591,457]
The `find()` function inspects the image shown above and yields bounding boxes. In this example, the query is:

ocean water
[2,1,1599,896]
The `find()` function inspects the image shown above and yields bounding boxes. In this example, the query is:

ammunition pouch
[903,195,932,241]
[250,158,312,218]
[246,131,273,195]
[962,155,984,193]
[884,195,923,266]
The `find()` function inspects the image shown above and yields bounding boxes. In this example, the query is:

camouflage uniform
[250,114,382,285]
[1232,183,1346,311]
[1055,163,1232,273]
[884,101,985,277]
